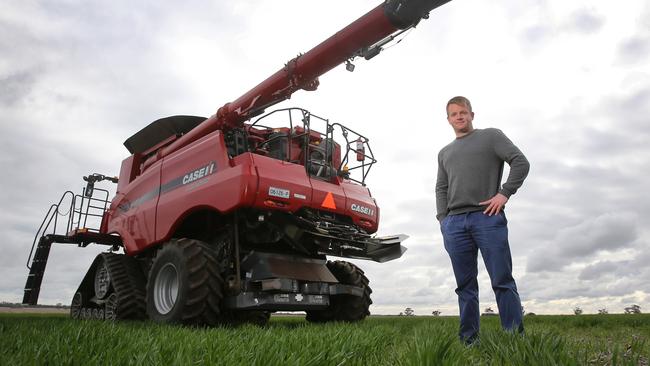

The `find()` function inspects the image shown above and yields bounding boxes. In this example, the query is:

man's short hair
[446,96,472,116]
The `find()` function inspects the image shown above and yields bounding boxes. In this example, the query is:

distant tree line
[0,301,69,309]
[574,304,642,315]
[624,304,642,314]
[394,304,644,316]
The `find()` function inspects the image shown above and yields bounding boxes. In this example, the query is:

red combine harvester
[24,0,452,325]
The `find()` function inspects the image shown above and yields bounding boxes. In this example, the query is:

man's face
[446,103,474,134]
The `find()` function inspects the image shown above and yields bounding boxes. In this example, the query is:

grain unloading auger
[23,0,452,324]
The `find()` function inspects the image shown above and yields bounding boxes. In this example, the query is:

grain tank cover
[123,115,206,154]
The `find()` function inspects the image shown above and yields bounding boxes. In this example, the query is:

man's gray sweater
[436,128,529,221]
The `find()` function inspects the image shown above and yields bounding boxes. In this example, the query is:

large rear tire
[146,238,224,326]
[306,260,372,323]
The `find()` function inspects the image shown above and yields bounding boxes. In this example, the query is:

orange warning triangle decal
[321,192,337,210]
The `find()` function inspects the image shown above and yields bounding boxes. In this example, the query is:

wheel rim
[153,262,179,315]
[94,262,111,299]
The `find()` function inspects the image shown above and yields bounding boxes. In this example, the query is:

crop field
[0,313,648,365]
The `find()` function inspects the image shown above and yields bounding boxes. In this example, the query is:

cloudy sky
[1,0,648,316]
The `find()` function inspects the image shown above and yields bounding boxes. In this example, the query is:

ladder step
[23,236,54,306]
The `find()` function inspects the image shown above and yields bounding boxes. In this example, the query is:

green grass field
[1,313,648,365]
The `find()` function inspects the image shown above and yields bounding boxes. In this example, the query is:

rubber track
[102,253,147,320]
[306,260,372,322]
[169,238,224,326]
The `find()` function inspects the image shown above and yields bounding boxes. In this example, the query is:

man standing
[436,96,529,344]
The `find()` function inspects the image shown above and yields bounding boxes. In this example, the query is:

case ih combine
[24,0,452,325]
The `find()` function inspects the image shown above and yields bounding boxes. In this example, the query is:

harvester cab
[23,0,453,325]
[245,108,375,185]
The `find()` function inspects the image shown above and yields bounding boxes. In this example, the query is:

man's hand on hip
[479,193,508,216]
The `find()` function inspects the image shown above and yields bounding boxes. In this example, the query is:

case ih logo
[351,203,374,217]
[183,162,215,185]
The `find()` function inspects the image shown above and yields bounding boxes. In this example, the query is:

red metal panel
[341,181,379,233]
[309,177,347,215]
[116,154,141,194]
[211,154,258,212]
[107,160,162,254]
[252,155,312,212]
[155,131,243,242]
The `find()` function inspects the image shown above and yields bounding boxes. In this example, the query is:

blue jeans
[441,211,523,342]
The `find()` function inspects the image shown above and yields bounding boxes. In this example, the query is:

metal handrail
[72,188,109,233]
[26,191,75,269]
[26,182,114,269]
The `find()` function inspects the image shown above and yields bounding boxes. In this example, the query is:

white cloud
[527,212,639,272]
